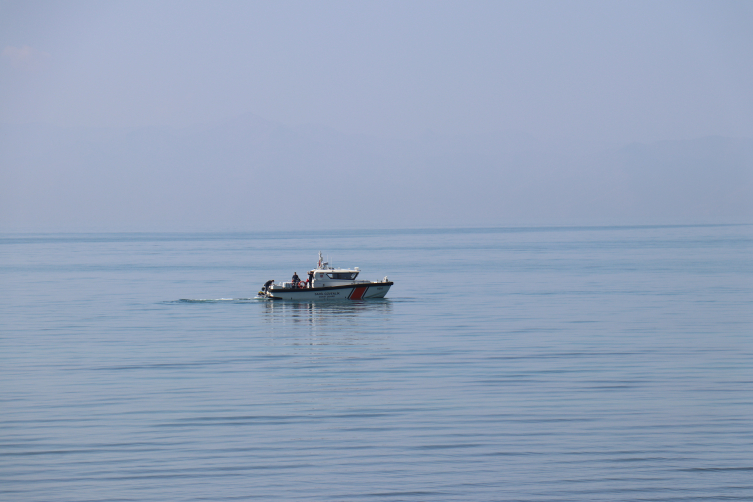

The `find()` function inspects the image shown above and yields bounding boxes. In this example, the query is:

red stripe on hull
[349,286,368,300]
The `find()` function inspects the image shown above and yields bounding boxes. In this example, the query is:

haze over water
[2,2,752,231]
[2,225,751,501]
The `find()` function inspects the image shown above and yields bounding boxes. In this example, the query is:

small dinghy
[258,252,393,301]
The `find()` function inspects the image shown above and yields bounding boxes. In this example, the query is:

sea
[1,225,751,501]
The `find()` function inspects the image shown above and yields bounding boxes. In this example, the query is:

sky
[1,1,751,231]
[2,0,752,143]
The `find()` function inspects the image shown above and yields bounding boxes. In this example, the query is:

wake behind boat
[258,252,393,301]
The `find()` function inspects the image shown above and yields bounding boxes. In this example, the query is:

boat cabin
[308,267,362,288]
[275,253,373,289]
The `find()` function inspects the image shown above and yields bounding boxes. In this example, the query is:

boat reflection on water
[262,299,393,328]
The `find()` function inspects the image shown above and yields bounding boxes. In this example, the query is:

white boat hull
[265,282,393,301]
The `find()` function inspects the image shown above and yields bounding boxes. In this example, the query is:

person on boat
[307,271,314,287]
[292,272,300,286]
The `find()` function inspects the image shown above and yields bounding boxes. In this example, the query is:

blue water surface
[1,225,752,501]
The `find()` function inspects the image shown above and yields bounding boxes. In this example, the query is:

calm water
[1,226,752,501]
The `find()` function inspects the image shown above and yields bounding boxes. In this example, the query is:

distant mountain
[612,137,752,221]
[1,115,750,231]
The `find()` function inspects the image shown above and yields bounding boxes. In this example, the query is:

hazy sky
[2,0,752,143]
[2,1,752,231]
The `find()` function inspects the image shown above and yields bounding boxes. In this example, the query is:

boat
[258,252,393,301]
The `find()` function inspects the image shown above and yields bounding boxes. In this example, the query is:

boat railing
[277,279,380,289]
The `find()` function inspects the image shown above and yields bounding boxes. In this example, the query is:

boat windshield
[327,272,358,280]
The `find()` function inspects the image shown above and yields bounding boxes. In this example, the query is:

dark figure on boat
[260,279,274,295]
[292,272,300,286]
